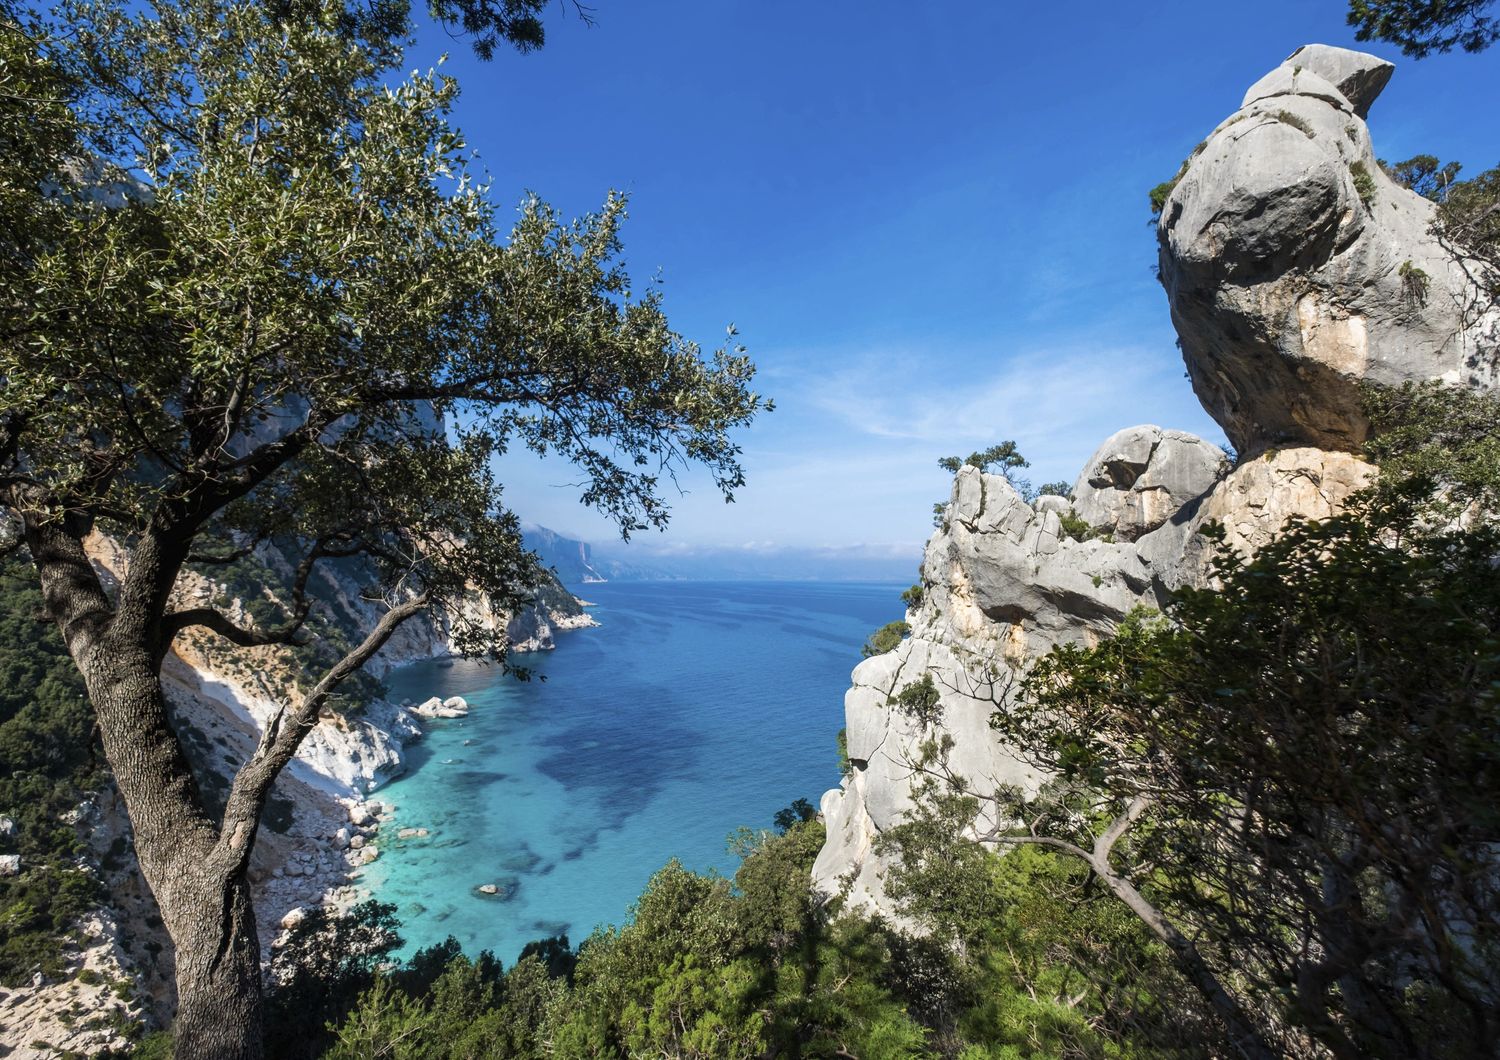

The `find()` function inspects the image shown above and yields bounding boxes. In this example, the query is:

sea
[361,580,904,963]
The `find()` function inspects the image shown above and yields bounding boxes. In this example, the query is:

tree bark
[20,500,429,1060]
[23,512,268,1059]
[161,872,264,1060]
[78,635,266,1060]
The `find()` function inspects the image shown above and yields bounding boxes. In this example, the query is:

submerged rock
[474,877,519,901]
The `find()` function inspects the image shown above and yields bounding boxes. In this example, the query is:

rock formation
[1158,44,1498,456]
[815,44,1494,913]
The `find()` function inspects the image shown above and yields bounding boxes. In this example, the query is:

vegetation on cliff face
[0,558,102,986]
[884,383,1500,1060]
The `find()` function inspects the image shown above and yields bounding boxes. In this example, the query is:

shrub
[1399,259,1431,303]
[1057,508,1093,542]
[888,673,943,726]
[1273,109,1315,137]
[1350,160,1377,206]
[861,621,910,659]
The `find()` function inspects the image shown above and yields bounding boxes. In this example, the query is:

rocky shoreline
[1,597,596,1057]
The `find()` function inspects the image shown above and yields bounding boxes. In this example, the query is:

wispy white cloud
[800,341,1201,450]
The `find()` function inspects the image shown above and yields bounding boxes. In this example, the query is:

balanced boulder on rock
[1157,44,1498,455]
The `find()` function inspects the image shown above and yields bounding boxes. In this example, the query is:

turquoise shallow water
[362,580,903,963]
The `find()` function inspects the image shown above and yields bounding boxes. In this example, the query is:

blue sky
[410,1,1499,562]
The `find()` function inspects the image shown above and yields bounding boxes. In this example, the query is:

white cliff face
[817,43,1479,916]
[813,429,1230,909]
[1158,44,1498,456]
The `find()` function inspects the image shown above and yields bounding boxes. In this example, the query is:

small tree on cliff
[0,3,765,1058]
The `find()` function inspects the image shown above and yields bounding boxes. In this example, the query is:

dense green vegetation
[862,621,911,659]
[236,803,1207,1060]
[0,557,103,986]
[983,383,1500,1058]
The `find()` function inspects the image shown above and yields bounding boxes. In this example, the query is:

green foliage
[1148,179,1180,218]
[1398,259,1431,303]
[0,557,104,986]
[877,759,1210,1057]
[1349,160,1377,206]
[1439,162,1500,299]
[888,673,942,726]
[1035,481,1071,499]
[427,0,575,60]
[1347,0,1499,57]
[1057,508,1094,543]
[1272,109,1315,137]
[1149,157,1192,218]
[937,443,1028,478]
[862,620,911,659]
[938,442,1044,507]
[1381,153,1464,199]
[3,0,767,657]
[1361,380,1500,518]
[263,901,404,1059]
[1379,152,1498,300]
[771,797,817,834]
[323,816,929,1058]
[901,583,924,610]
[1007,385,1500,1056]
[836,727,852,777]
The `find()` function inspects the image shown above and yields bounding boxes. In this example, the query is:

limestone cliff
[814,44,1493,913]
[2,528,594,1056]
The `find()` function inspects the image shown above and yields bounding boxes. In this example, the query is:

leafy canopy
[1,0,766,656]
[1347,0,1499,57]
[1003,383,1500,1057]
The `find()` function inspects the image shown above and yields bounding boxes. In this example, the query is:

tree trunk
[167,871,265,1060]
[19,513,421,1060]
[79,636,266,1060]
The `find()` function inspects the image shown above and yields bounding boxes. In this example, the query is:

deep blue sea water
[362,580,903,963]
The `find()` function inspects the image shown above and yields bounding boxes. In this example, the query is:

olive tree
[0,3,765,1057]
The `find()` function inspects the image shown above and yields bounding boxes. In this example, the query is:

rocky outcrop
[814,431,1232,907]
[816,44,1480,916]
[1158,44,1498,456]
